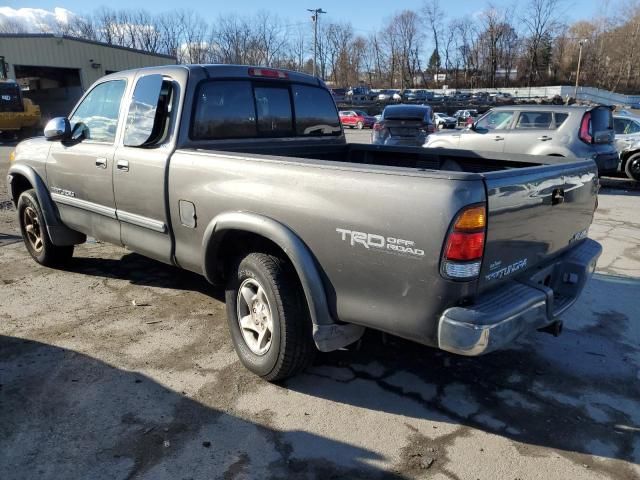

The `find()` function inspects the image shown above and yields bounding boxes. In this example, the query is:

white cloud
[0,7,78,33]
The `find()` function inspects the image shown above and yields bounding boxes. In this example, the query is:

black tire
[17,189,74,266]
[624,153,640,182]
[225,252,315,381]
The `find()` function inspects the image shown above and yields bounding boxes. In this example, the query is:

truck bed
[192,142,577,175]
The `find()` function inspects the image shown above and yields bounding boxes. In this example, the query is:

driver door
[46,79,128,244]
[459,110,515,153]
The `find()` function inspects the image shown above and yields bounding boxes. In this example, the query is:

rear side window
[515,111,552,129]
[192,81,256,140]
[292,85,341,136]
[554,113,569,128]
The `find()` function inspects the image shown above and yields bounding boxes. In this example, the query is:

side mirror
[44,117,71,141]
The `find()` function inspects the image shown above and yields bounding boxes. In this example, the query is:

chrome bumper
[438,238,602,356]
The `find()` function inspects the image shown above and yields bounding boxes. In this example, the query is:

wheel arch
[201,212,365,352]
[620,149,640,166]
[8,164,85,246]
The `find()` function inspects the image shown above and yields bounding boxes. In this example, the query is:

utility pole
[574,39,588,100]
[307,8,326,78]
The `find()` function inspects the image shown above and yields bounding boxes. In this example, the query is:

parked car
[339,110,376,129]
[331,88,347,104]
[372,104,435,146]
[613,114,640,181]
[433,112,457,129]
[346,87,375,104]
[403,89,432,103]
[8,65,602,382]
[453,109,479,126]
[377,89,402,104]
[425,105,619,175]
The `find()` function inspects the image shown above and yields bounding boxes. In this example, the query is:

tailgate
[478,159,598,292]
[385,120,423,137]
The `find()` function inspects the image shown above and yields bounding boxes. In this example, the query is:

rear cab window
[515,111,553,129]
[190,80,340,140]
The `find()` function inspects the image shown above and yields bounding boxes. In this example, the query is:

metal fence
[466,86,640,105]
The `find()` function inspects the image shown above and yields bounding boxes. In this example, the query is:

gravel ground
[1,140,639,480]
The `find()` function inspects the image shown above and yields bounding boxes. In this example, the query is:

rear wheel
[356,121,364,130]
[625,153,640,182]
[18,189,74,266]
[225,252,315,381]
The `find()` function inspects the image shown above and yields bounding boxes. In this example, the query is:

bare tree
[423,0,443,84]
[521,0,562,86]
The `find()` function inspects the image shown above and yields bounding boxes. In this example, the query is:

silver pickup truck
[8,65,602,380]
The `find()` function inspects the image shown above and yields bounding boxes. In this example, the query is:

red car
[338,110,376,129]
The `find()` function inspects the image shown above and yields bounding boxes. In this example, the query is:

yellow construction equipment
[0,79,41,139]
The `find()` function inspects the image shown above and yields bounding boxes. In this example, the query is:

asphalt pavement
[1,141,639,479]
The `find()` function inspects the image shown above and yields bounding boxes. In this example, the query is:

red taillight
[580,112,592,143]
[373,122,384,131]
[442,204,487,279]
[248,68,288,79]
[445,232,485,261]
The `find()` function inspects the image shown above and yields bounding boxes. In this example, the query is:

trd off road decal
[336,228,425,257]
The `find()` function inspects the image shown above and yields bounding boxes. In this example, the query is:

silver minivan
[425,105,619,174]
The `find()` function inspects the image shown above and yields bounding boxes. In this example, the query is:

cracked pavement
[1,141,639,479]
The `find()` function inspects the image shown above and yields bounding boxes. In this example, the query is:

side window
[476,111,514,131]
[554,113,569,128]
[614,118,628,134]
[191,81,256,140]
[627,120,640,134]
[515,111,552,129]
[70,80,126,143]
[254,86,293,136]
[292,85,341,136]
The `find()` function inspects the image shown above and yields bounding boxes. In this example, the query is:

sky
[3,1,605,36]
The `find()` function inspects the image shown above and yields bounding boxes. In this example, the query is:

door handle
[537,136,552,141]
[95,158,107,169]
[116,160,129,172]
[493,136,504,141]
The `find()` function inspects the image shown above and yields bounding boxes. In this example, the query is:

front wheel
[625,153,640,182]
[18,189,74,266]
[225,252,315,381]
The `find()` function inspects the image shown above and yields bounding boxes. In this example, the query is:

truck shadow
[0,335,406,480]
[60,251,225,301]
[285,273,640,476]
[55,251,639,476]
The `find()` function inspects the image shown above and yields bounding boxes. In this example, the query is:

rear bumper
[438,238,602,356]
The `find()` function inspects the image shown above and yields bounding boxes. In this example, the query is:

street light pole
[307,8,326,78]
[574,39,588,100]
